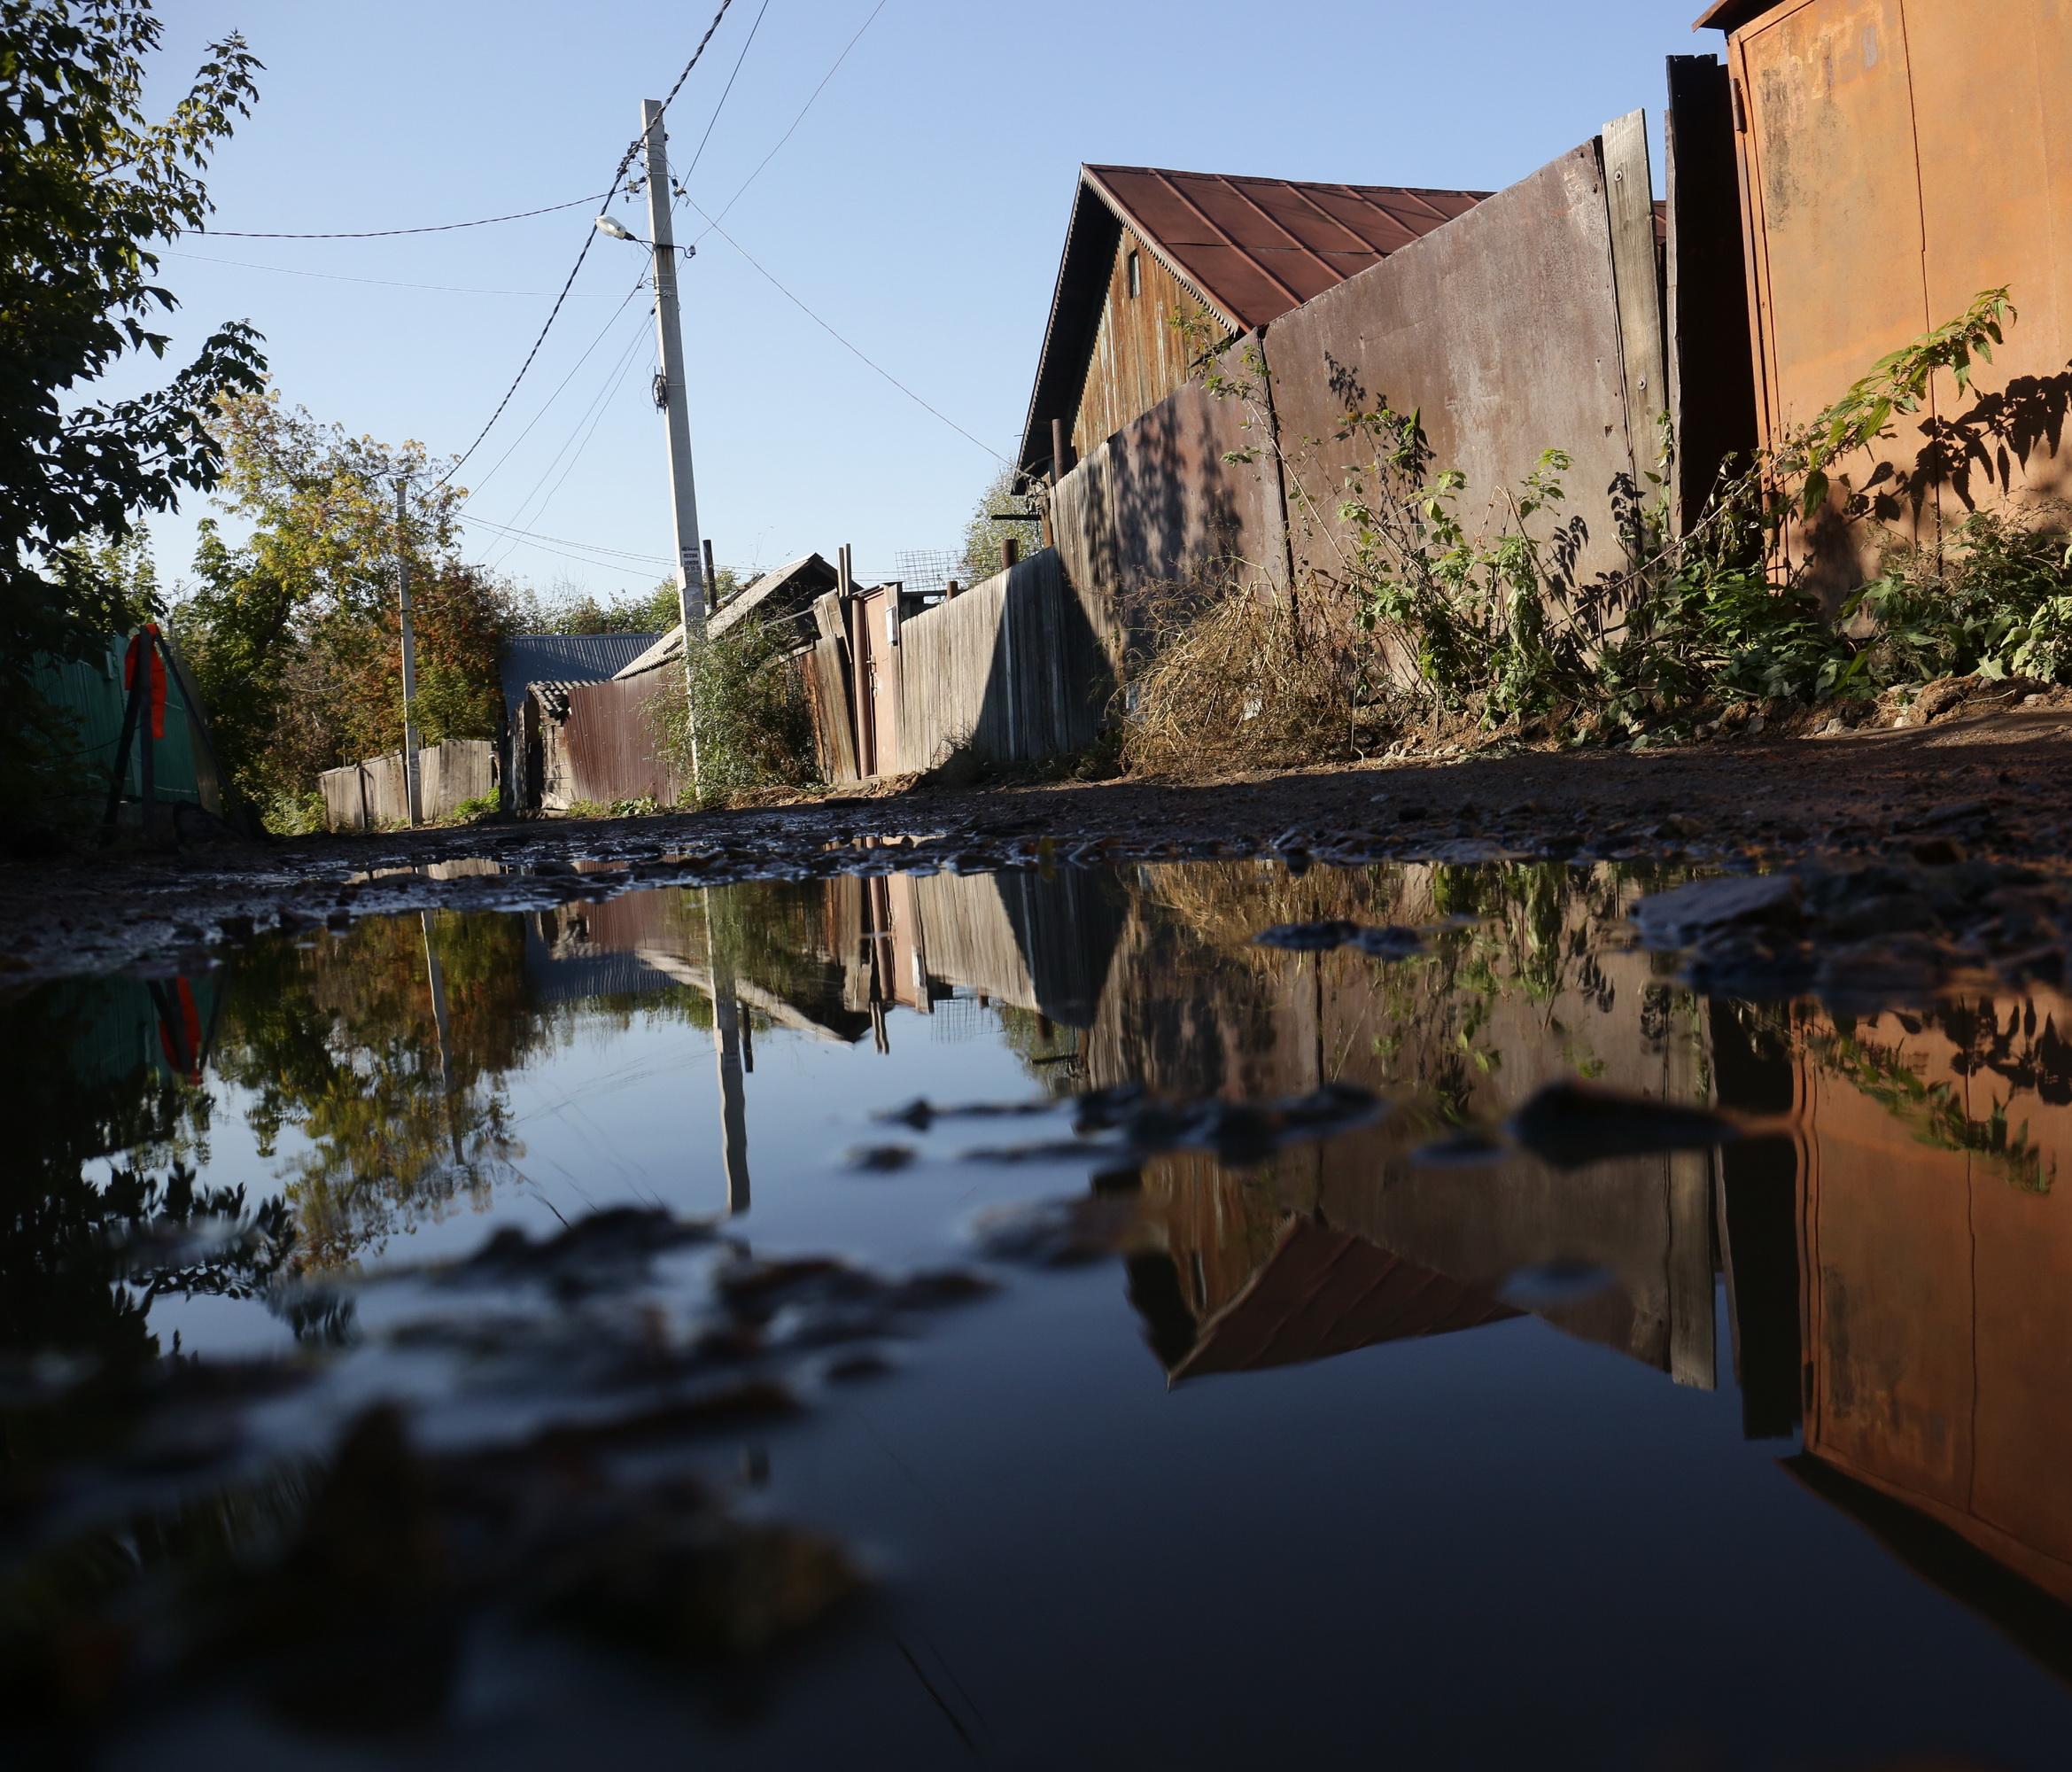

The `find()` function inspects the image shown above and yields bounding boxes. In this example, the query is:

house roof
[1693,0,1774,29]
[500,633,661,716]
[615,554,843,676]
[1019,164,1488,474]
[1166,1217,1517,1385]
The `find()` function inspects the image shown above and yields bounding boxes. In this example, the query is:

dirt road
[7,711,2072,983]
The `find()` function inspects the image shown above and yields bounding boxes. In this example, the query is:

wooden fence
[894,549,1109,772]
[319,739,496,830]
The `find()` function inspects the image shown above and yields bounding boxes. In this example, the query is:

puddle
[7,856,2072,1765]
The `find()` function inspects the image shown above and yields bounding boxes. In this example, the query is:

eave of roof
[1694,0,1776,30]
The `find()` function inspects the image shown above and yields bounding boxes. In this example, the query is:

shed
[614,555,842,679]
[498,633,661,801]
[1019,165,1490,479]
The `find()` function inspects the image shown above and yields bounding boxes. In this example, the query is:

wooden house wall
[1071,223,1230,463]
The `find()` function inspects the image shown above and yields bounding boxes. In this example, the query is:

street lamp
[594,214,637,242]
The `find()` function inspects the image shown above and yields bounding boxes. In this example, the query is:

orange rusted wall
[1070,224,1223,466]
[1794,997,2072,1605]
[1719,0,2072,595]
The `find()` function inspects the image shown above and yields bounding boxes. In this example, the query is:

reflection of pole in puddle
[705,889,751,1218]
[422,909,463,1167]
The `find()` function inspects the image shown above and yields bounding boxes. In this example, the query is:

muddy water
[7,857,2072,1767]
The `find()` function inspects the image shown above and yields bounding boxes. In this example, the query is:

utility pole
[640,97,705,790]
[395,477,423,826]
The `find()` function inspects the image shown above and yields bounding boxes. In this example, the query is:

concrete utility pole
[640,97,706,790]
[395,477,423,826]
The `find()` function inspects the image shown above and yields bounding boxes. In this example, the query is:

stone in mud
[1507,1080,1740,1170]
[1633,874,1799,945]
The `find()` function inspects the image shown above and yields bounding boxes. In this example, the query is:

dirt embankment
[6,710,2072,983]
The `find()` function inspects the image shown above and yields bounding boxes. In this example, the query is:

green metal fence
[32,633,228,820]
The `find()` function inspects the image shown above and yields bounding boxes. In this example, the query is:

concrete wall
[319,739,496,830]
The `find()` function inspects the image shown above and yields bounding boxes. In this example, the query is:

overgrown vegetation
[648,616,820,806]
[960,463,1044,588]
[2,0,268,839]
[1121,289,2069,772]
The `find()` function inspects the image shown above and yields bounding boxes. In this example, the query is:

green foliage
[960,464,1044,587]
[1847,505,2072,688]
[648,618,820,805]
[503,570,743,640]
[1166,288,2063,754]
[171,394,513,825]
[450,792,499,823]
[1779,288,2014,522]
[1,0,268,831]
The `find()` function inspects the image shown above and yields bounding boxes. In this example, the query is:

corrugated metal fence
[34,635,226,822]
[559,675,685,808]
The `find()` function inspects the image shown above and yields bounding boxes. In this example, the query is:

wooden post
[1051,416,1070,482]
[946,579,960,600]
[703,537,719,615]
[137,634,157,841]
[1001,536,1020,573]
[101,645,145,831]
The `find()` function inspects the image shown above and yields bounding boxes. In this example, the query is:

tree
[173,393,511,824]
[960,465,1044,587]
[2,0,268,825]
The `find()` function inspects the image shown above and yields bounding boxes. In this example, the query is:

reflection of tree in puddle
[208,911,537,1272]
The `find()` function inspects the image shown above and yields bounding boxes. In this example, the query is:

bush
[648,618,819,805]
[1847,504,2072,688]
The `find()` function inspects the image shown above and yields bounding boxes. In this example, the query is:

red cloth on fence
[124,626,168,742]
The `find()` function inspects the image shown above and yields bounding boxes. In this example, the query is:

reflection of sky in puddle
[12,857,2072,1766]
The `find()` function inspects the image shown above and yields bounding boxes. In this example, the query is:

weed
[1123,290,2063,763]
[648,618,819,806]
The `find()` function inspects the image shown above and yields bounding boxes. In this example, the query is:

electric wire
[687,200,1008,463]
[456,274,648,503]
[484,319,655,569]
[438,0,738,486]
[459,517,671,566]
[691,0,889,244]
[203,191,610,239]
[682,0,772,184]
[460,523,662,584]
[160,246,626,298]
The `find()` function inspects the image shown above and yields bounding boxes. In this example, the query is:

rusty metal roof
[1166,1217,1516,1385]
[1086,165,1486,330]
[1020,165,1486,474]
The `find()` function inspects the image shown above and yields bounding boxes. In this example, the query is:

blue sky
[129,0,1723,604]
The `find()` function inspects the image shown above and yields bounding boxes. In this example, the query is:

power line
[465,524,663,584]
[683,0,772,184]
[692,0,889,244]
[160,246,627,298]
[439,0,740,486]
[201,191,611,239]
[688,200,1007,463]
[485,321,655,568]
[460,516,672,565]
[458,275,649,503]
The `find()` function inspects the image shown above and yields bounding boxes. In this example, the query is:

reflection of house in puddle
[520,865,1126,1057]
[1079,864,2072,1682]
[1097,865,1720,1388]
[1770,995,2072,1649]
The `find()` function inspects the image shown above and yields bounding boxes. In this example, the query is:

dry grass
[1117,574,1389,777]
